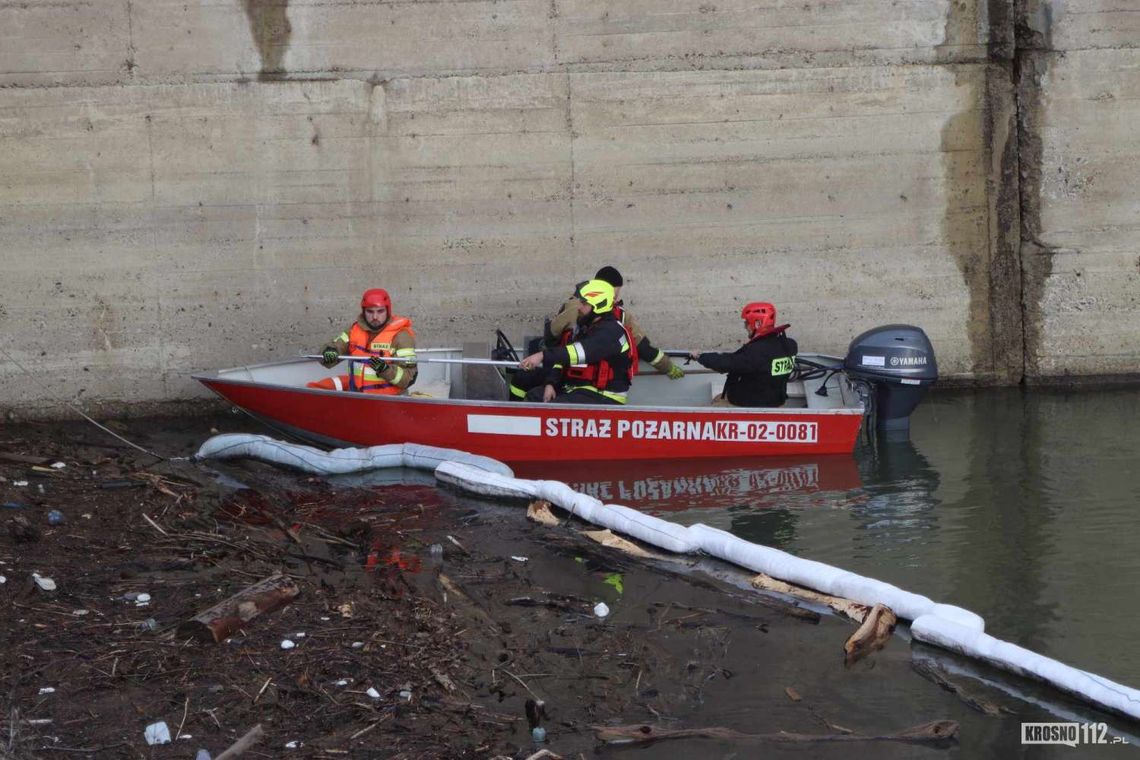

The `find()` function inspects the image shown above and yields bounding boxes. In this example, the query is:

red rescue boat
[194,346,876,462]
[196,324,937,463]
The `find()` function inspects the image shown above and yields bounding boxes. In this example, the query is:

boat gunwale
[194,359,866,418]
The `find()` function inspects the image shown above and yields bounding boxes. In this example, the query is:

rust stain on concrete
[1015,2,1055,381]
[938,0,1024,384]
[242,0,292,82]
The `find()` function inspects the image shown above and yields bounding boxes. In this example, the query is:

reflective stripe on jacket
[341,317,416,394]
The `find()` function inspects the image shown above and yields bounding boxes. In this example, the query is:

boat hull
[197,376,864,462]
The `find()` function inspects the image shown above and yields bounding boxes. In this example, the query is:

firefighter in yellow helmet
[517,279,636,404]
[509,265,681,401]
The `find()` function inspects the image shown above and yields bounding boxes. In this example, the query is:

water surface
[519,388,1140,754]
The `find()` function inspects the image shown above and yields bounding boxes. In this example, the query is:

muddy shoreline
[1,413,1077,758]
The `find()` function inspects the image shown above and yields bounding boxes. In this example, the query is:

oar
[664,349,698,365]
[302,354,519,368]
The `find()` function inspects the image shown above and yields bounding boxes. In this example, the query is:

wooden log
[912,661,1009,717]
[526,500,561,526]
[215,723,265,759]
[580,528,656,558]
[593,719,958,747]
[750,573,870,623]
[0,452,51,466]
[844,603,897,664]
[178,574,299,643]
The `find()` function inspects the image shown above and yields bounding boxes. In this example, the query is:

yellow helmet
[576,279,615,314]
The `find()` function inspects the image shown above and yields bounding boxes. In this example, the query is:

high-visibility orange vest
[347,317,414,394]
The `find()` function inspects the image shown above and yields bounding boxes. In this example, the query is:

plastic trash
[38,687,55,695]
[13,481,27,487]
[429,544,444,559]
[139,618,159,632]
[334,679,350,687]
[351,641,364,649]
[136,593,152,604]
[594,602,610,618]
[50,462,66,470]
[531,726,547,743]
[285,740,300,748]
[280,639,296,650]
[511,556,528,563]
[144,721,172,745]
[32,573,56,592]
[195,750,212,760]
[398,690,412,701]
[366,687,381,699]
[0,576,6,585]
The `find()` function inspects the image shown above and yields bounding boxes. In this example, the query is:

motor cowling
[843,325,937,438]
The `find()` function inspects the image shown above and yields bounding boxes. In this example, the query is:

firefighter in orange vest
[307,288,417,394]
[517,279,635,404]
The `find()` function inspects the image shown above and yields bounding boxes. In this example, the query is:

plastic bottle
[531,726,547,743]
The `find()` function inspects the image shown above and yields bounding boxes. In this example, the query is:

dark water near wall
[516,387,1140,755]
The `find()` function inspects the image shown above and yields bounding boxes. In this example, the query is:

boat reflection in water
[513,455,863,513]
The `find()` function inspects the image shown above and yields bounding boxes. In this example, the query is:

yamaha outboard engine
[843,325,937,439]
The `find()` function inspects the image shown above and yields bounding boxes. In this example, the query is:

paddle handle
[303,354,519,368]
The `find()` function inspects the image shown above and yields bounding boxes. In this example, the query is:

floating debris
[32,573,56,592]
[144,721,171,745]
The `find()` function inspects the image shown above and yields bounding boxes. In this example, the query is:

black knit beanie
[594,266,623,287]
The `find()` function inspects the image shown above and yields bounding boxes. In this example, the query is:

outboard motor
[843,325,937,439]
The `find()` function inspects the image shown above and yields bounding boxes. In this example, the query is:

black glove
[321,347,339,367]
[369,356,388,374]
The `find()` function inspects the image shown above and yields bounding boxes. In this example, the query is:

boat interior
[209,340,864,411]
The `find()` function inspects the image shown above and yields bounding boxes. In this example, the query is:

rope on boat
[195,433,1140,723]
[0,344,176,462]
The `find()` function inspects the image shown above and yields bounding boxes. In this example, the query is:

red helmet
[360,288,391,310]
[741,302,776,336]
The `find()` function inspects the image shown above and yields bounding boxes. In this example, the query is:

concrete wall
[0,0,1135,416]
[1018,1,1140,381]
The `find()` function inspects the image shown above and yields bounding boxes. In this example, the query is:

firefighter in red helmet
[689,302,797,407]
[307,288,417,394]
